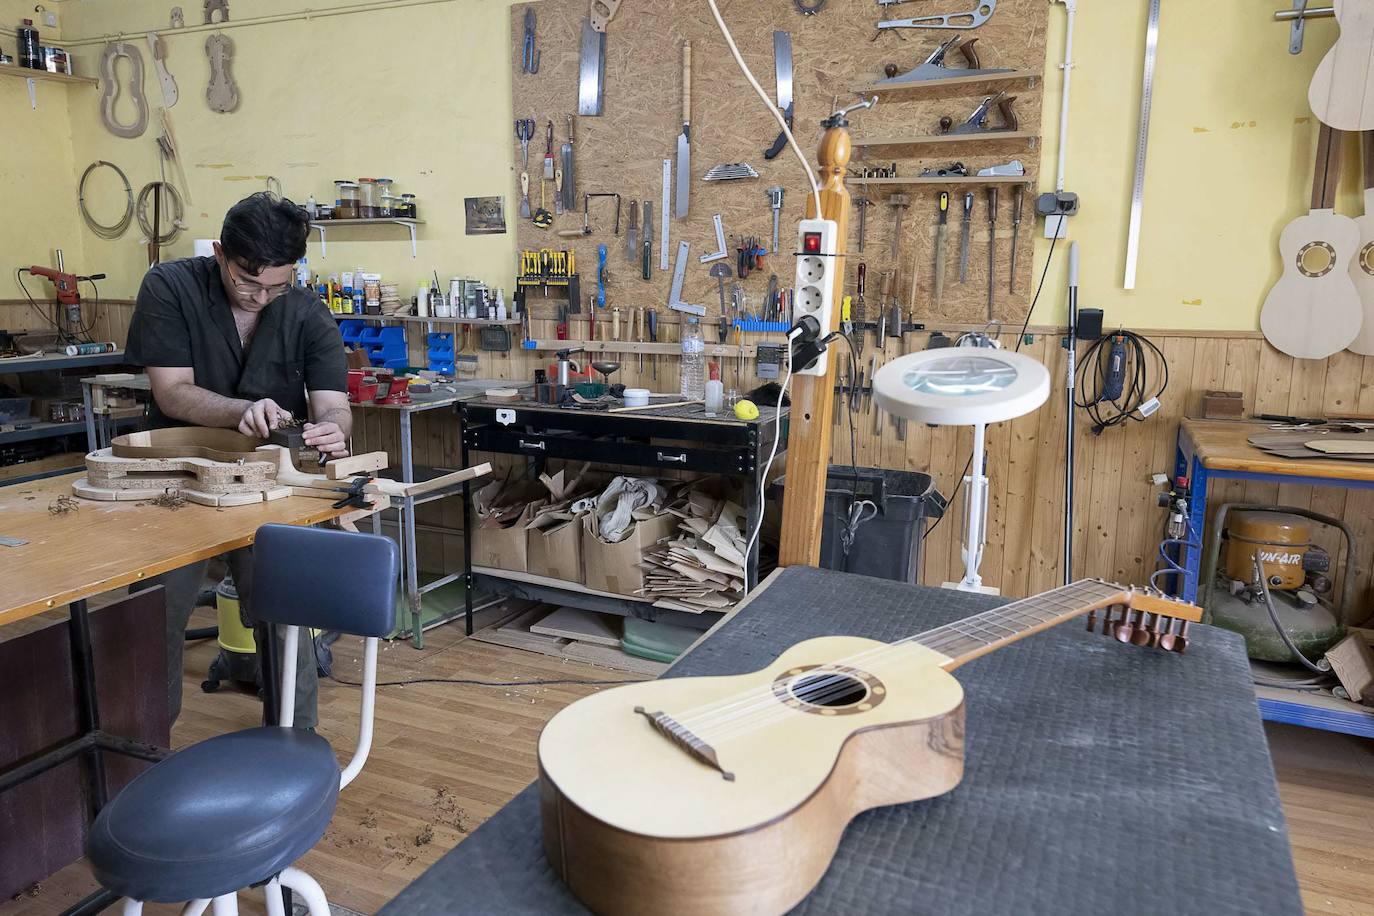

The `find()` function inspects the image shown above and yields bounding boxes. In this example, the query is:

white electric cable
[705,0,822,217]
[745,356,794,583]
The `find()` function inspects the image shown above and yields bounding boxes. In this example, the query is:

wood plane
[538,581,1203,916]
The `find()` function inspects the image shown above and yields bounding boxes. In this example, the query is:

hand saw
[763,31,793,160]
[578,0,622,116]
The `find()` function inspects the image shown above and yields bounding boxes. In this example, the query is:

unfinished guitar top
[1309,0,1374,131]
[111,427,268,463]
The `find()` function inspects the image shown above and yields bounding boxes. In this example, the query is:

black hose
[1254,554,1326,674]
[185,626,219,641]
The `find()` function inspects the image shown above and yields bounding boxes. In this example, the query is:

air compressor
[1200,504,1354,664]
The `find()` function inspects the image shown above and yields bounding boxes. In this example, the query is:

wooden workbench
[0,473,355,627]
[1179,418,1374,482]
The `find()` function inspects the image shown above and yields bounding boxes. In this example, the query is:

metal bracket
[699,214,728,263]
[309,219,419,258]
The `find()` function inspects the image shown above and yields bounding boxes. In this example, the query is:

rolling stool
[85,523,398,915]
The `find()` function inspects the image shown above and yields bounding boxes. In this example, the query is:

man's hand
[302,421,349,458]
[238,398,289,438]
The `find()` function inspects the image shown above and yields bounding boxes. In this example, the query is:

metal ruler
[660,159,672,270]
[1122,0,1160,290]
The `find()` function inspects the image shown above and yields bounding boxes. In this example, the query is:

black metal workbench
[457,397,788,633]
[383,566,1302,916]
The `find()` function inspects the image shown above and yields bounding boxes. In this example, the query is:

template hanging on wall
[205,33,239,113]
[1308,0,1374,131]
[99,41,149,138]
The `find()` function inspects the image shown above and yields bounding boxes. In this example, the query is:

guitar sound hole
[1361,242,1374,276]
[1297,240,1336,278]
[790,672,868,708]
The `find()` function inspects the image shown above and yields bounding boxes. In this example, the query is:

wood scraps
[99,41,150,139]
[205,33,239,113]
[638,489,747,611]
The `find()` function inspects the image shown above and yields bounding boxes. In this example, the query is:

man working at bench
[126,192,350,729]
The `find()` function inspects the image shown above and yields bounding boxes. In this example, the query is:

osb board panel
[510,0,1046,326]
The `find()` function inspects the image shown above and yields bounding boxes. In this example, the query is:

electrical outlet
[791,218,839,376]
[43,10,58,27]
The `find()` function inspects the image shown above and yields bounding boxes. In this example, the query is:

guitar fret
[906,579,1128,657]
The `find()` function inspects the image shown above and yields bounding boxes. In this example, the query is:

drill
[26,264,107,337]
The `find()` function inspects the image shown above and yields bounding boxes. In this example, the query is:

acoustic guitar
[1259,123,1362,359]
[538,579,1203,916]
[1309,0,1374,131]
[1349,131,1374,354]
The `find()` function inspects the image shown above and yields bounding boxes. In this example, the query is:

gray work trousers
[143,547,318,729]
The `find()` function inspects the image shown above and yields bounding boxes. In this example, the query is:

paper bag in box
[583,510,678,596]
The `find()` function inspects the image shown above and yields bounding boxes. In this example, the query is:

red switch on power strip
[802,231,823,254]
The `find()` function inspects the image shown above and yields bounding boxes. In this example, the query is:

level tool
[1123,0,1160,290]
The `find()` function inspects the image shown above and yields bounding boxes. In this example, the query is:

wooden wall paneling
[1025,336,1066,593]
[1311,352,1360,597]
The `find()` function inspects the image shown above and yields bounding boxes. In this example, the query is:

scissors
[522,7,540,74]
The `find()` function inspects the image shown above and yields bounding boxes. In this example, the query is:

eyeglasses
[222,259,291,300]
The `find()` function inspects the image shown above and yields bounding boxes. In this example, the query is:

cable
[137,180,185,245]
[78,159,134,240]
[329,673,646,689]
[705,0,822,217]
[1074,328,1168,435]
[746,348,795,578]
[923,232,1061,542]
[15,268,70,341]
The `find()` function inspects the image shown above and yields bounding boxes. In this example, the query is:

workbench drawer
[465,427,756,475]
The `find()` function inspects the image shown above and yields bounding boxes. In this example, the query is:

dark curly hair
[219,192,310,275]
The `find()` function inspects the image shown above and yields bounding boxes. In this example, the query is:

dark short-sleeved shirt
[125,256,347,429]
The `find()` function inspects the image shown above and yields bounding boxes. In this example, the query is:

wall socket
[43,10,58,27]
[791,218,838,376]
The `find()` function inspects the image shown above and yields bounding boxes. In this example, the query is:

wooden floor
[2,611,1372,915]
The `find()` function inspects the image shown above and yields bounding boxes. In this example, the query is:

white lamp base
[941,580,1001,596]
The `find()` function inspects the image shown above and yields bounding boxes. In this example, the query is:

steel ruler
[1123,0,1160,290]
[661,159,672,270]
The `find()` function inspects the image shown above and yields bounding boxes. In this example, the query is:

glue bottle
[704,362,724,416]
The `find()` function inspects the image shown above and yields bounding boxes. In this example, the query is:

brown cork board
[510,0,1047,330]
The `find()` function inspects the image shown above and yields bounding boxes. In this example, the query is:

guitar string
[672,582,1106,731]
[671,581,1119,733]
[697,592,1148,742]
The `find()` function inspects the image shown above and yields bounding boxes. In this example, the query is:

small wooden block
[1326,633,1374,704]
[325,451,389,480]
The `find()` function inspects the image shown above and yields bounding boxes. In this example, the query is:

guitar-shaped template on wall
[1309,0,1374,131]
[1259,123,1362,360]
[1349,131,1374,354]
[205,33,239,114]
[538,580,1203,916]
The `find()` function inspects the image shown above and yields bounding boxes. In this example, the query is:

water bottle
[680,317,706,400]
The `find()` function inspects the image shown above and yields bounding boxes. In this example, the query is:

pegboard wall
[510,0,1048,329]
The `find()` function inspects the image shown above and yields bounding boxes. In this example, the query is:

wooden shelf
[850,175,1033,186]
[853,130,1038,149]
[858,69,1039,96]
[334,314,521,327]
[0,63,98,86]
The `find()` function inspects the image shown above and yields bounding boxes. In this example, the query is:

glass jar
[334,181,359,219]
[375,178,395,217]
[357,178,379,219]
[379,191,397,219]
[400,193,418,219]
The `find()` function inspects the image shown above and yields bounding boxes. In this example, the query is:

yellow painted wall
[1031,0,1348,331]
[0,1,85,298]
[56,0,519,301]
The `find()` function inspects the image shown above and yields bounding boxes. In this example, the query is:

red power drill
[26,265,107,333]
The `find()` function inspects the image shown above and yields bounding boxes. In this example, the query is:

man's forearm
[312,404,353,436]
[157,381,252,428]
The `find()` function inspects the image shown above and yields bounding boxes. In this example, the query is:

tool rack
[457,396,788,634]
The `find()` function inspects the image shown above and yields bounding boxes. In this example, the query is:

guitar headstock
[1084,582,1203,654]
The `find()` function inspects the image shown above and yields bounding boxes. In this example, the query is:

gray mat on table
[381,566,1301,916]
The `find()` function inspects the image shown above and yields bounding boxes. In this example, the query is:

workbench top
[1181,418,1374,482]
[0,473,355,627]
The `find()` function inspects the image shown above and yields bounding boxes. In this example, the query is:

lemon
[734,399,760,420]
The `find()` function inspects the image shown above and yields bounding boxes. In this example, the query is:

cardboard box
[527,511,586,583]
[472,500,543,573]
[583,510,679,597]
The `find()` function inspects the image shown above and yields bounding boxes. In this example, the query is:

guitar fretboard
[902,579,1127,669]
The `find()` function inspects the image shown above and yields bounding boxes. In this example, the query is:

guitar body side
[1309,1,1374,131]
[1260,209,1363,359]
[541,707,964,916]
[1349,189,1374,354]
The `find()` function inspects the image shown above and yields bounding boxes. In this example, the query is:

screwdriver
[636,307,645,374]
[646,308,659,381]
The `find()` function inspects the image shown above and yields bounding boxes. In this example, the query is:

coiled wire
[78,160,134,240]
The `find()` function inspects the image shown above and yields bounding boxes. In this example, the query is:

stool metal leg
[263,878,287,916]
[209,893,238,915]
[179,900,211,916]
[119,900,143,915]
[279,867,330,916]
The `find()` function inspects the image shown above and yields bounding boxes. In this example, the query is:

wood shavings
[48,495,79,516]
[151,490,188,510]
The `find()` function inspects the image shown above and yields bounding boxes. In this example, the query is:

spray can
[65,342,117,356]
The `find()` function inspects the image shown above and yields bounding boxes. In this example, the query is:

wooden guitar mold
[205,33,239,113]
[1260,123,1363,360]
[1350,130,1374,355]
[146,32,179,108]
[99,41,149,139]
[1309,0,1374,131]
[203,0,230,25]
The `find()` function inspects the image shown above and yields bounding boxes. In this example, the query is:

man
[126,192,350,728]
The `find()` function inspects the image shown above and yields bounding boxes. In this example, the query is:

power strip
[791,218,839,376]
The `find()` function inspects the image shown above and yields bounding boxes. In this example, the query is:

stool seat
[87,727,340,903]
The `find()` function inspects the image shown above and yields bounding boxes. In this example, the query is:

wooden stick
[608,399,702,413]
[325,451,389,480]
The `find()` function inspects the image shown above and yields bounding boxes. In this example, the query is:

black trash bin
[773,466,946,584]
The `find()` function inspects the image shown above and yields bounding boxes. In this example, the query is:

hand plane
[940,90,1018,135]
[876,36,1012,87]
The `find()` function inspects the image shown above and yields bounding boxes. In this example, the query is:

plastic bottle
[295,258,310,288]
[495,288,507,321]
[18,20,41,70]
[704,362,724,416]
[416,282,430,318]
[680,317,706,400]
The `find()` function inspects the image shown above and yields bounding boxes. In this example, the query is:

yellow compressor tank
[1224,511,1310,591]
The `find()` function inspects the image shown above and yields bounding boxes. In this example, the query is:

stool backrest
[253,524,398,789]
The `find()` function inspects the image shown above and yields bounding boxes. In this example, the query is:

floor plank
[3,613,1372,914]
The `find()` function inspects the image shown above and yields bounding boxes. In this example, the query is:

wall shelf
[853,130,1038,150]
[0,63,98,110]
[850,175,1032,187]
[308,218,425,258]
[333,314,522,328]
[857,69,1039,97]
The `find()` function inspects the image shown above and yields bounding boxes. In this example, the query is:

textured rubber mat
[382,566,1301,916]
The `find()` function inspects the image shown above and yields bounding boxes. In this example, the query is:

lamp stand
[943,421,999,595]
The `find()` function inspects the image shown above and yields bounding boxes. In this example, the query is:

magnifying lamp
[873,346,1050,594]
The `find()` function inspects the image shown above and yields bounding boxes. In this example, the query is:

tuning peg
[1130,612,1154,647]
[1158,618,1190,653]
[1086,607,1099,631]
[1146,614,1168,648]
[1113,608,1138,644]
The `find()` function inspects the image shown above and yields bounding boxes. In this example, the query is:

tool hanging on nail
[554,167,564,216]
[578,0,621,115]
[1009,183,1024,292]
[675,42,693,219]
[516,118,534,219]
[855,263,867,356]
[522,6,540,74]
[641,200,653,280]
[700,214,728,263]
[763,31,794,160]
[660,159,671,269]
[626,200,638,263]
[543,119,555,179]
[887,194,909,262]
[875,35,1012,85]
[933,191,949,310]
[958,190,973,283]
[985,186,998,321]
[854,196,870,252]
[646,307,659,379]
[767,187,785,256]
[877,0,997,32]
[561,115,576,212]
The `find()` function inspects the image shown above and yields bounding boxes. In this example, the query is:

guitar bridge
[634,706,735,781]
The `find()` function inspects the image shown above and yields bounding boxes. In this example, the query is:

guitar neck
[1313,123,1342,210]
[907,580,1130,669]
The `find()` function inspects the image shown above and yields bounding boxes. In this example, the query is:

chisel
[1010,183,1025,292]
[647,307,658,380]
[958,191,973,283]
[626,200,638,263]
[933,191,949,310]
[561,115,576,212]
[986,186,998,321]
[642,200,653,281]
[636,307,645,374]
